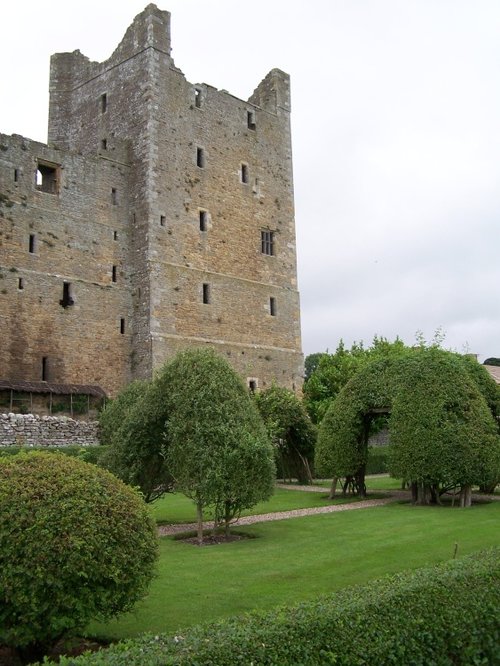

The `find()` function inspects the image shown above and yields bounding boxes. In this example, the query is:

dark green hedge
[0,445,108,465]
[366,445,389,474]
[54,549,500,665]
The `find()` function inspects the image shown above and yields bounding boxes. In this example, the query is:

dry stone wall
[0,413,99,447]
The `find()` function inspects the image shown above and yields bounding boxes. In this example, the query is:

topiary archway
[315,349,500,507]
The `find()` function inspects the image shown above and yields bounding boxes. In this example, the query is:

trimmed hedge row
[54,549,499,665]
[366,445,389,474]
[0,445,109,466]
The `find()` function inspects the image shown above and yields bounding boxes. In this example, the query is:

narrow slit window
[160,215,166,227]
[101,93,107,113]
[120,318,125,334]
[270,297,276,316]
[202,283,210,304]
[112,265,117,283]
[60,282,74,308]
[14,169,19,182]
[248,379,257,393]
[241,163,249,184]
[196,147,205,168]
[199,210,208,231]
[261,230,275,256]
[101,138,107,150]
[18,277,24,290]
[113,230,118,241]
[111,188,118,205]
[36,161,59,194]
[194,87,202,108]
[247,110,256,130]
[28,234,36,254]
[42,356,48,381]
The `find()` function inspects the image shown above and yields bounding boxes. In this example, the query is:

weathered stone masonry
[0,4,303,398]
[0,414,99,447]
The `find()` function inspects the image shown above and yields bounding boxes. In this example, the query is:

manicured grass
[151,486,364,524]
[89,499,500,641]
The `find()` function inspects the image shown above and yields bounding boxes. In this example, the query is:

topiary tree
[99,378,173,502]
[255,384,316,484]
[163,348,275,543]
[390,350,500,506]
[316,348,500,506]
[0,452,158,663]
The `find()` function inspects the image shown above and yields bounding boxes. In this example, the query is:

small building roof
[484,365,500,384]
[0,379,107,398]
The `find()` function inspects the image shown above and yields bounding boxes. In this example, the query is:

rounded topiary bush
[0,452,159,659]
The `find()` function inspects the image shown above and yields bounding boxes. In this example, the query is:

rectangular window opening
[36,160,59,194]
[101,93,107,113]
[18,277,24,290]
[111,188,118,205]
[199,210,208,232]
[113,230,118,241]
[194,87,202,108]
[120,318,125,334]
[101,138,107,150]
[248,379,258,393]
[28,234,36,254]
[42,356,48,382]
[112,265,117,283]
[270,297,277,316]
[202,283,210,304]
[196,147,205,168]
[247,110,256,130]
[261,230,275,256]
[241,163,249,184]
[160,215,166,227]
[60,282,74,308]
[14,169,19,182]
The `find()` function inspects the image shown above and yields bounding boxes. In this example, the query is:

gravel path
[157,490,400,536]
[157,483,499,537]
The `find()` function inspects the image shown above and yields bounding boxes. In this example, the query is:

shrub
[366,445,389,474]
[54,549,499,665]
[0,452,159,662]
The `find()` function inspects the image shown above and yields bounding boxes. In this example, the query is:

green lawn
[151,486,368,524]
[89,499,500,641]
[315,475,404,492]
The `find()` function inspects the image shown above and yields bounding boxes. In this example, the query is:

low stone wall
[0,413,99,447]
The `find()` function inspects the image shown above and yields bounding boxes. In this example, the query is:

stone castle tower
[0,4,303,398]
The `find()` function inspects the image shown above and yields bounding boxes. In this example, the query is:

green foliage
[366,445,389,474]
[163,348,275,538]
[484,357,500,366]
[303,351,328,382]
[316,348,500,502]
[99,379,172,503]
[55,549,500,665]
[304,337,407,423]
[389,350,500,495]
[0,445,109,464]
[255,384,316,483]
[0,452,158,658]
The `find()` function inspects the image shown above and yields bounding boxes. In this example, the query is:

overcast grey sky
[1,1,499,360]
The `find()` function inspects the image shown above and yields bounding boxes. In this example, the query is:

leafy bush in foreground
[0,452,159,662]
[55,549,499,665]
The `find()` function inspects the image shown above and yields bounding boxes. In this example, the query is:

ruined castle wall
[1,5,303,397]
[0,134,133,395]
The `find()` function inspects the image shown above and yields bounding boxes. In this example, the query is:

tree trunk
[328,477,338,499]
[412,481,431,505]
[459,484,472,507]
[196,501,204,545]
[224,501,231,537]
